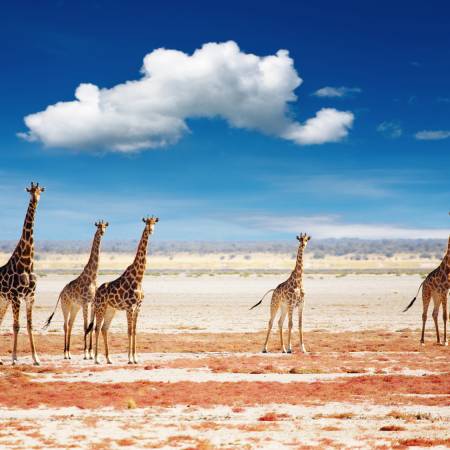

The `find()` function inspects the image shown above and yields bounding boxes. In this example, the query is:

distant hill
[0,239,446,259]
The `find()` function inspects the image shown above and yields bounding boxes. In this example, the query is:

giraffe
[0,182,44,365]
[250,233,311,354]
[404,235,450,346]
[86,216,158,364]
[44,220,109,359]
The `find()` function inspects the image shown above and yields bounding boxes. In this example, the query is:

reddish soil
[0,368,448,409]
[0,329,444,356]
[1,330,448,415]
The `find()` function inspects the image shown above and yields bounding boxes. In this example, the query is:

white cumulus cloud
[282,108,354,145]
[312,86,361,98]
[415,130,450,140]
[19,41,354,152]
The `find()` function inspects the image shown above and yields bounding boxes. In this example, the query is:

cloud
[18,41,354,152]
[377,121,402,138]
[415,130,450,140]
[312,86,361,98]
[237,214,449,239]
[281,108,354,145]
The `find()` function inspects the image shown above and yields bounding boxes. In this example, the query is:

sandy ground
[0,336,449,449]
[0,251,438,272]
[1,273,449,449]
[0,273,429,334]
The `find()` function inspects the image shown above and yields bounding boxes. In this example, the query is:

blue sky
[0,0,449,241]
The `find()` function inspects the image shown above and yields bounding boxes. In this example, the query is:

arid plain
[0,252,449,449]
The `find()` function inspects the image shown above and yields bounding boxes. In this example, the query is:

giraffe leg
[11,298,20,365]
[88,302,94,359]
[61,296,71,359]
[101,306,116,365]
[82,302,89,359]
[286,304,294,354]
[94,305,106,364]
[298,298,307,354]
[420,287,431,345]
[278,303,288,353]
[132,306,140,364]
[431,295,441,345]
[0,297,8,365]
[441,294,448,346]
[25,297,40,365]
[66,303,80,360]
[127,309,133,364]
[262,296,280,353]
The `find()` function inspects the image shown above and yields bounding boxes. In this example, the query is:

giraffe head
[296,233,311,248]
[26,182,45,204]
[142,216,159,234]
[95,220,109,236]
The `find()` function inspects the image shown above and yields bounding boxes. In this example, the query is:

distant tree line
[0,239,446,259]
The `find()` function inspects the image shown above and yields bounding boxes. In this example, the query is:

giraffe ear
[142,218,146,223]
[155,217,159,222]
[105,222,109,227]
[95,222,99,227]
[41,187,45,192]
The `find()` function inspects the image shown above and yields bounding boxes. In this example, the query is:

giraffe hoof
[128,361,133,365]
[262,349,268,354]
[33,361,41,366]
[0,360,3,366]
[287,349,292,354]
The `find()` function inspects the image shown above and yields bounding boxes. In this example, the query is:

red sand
[0,329,444,356]
[0,369,449,409]
[1,330,448,412]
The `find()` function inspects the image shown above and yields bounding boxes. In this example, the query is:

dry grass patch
[314,412,355,420]
[258,412,290,421]
[379,425,406,431]
[387,410,433,422]
[394,438,450,448]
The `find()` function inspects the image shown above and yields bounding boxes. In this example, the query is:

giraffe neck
[82,230,103,280]
[291,246,304,284]
[9,198,37,269]
[441,235,450,272]
[127,227,151,283]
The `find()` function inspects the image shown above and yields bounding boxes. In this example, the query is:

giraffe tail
[249,289,275,310]
[43,293,62,329]
[85,319,95,336]
[403,281,424,312]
